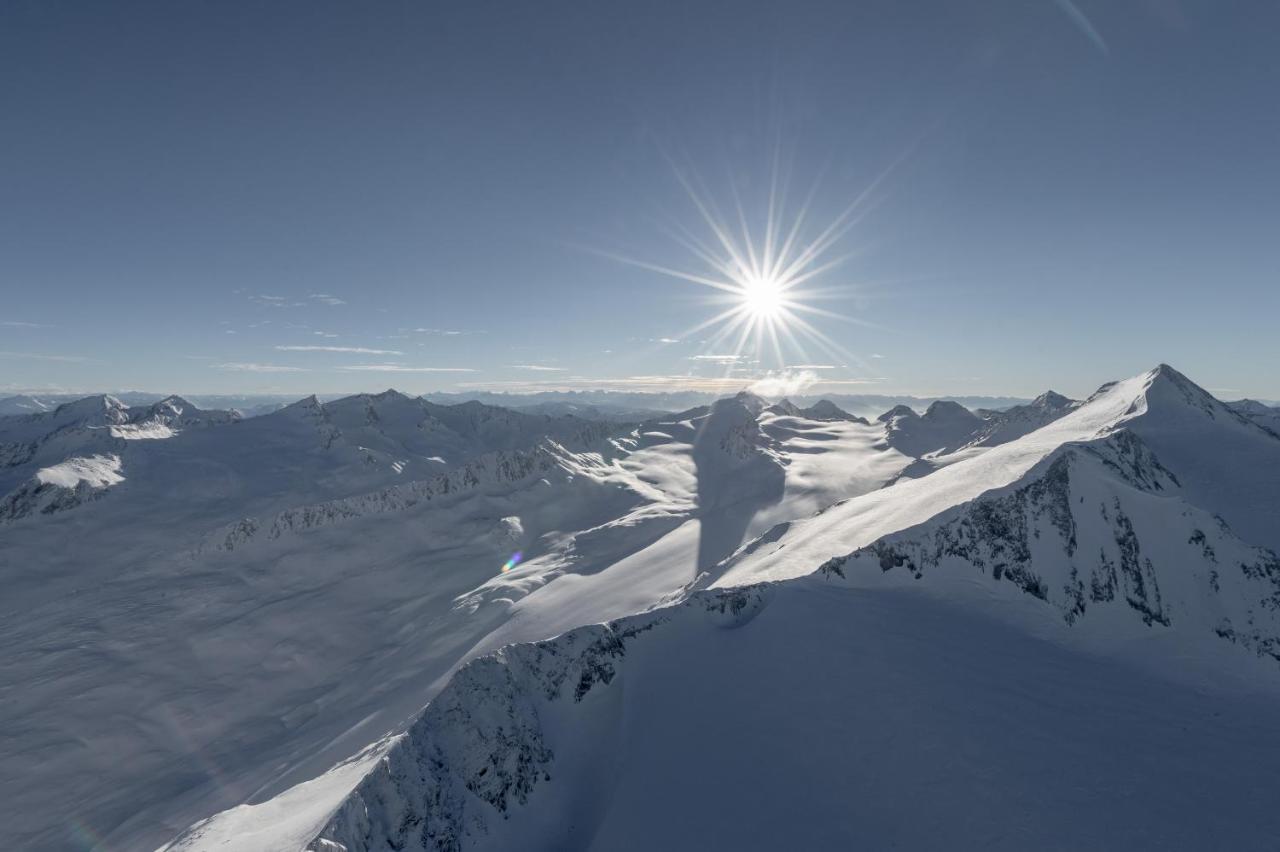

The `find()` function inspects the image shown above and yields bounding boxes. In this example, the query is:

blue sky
[2,0,1277,400]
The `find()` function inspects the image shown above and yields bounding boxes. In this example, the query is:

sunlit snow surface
[34,453,124,488]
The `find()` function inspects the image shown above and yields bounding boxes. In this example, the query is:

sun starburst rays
[639,161,874,374]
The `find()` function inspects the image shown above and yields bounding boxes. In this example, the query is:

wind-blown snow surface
[154,365,1280,852]
[0,388,915,850]
[268,583,1280,852]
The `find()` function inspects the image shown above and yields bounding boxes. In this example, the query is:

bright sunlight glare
[593,150,895,372]
[741,275,787,320]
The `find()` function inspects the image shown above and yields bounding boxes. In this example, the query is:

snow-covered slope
[158,364,1280,852]
[0,393,53,416]
[0,453,125,521]
[192,580,1280,852]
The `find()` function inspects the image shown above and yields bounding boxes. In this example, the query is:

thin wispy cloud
[310,293,346,306]
[1,321,51,328]
[1052,0,1109,54]
[0,351,93,363]
[411,328,478,336]
[337,364,477,373]
[689,354,747,364]
[275,345,403,355]
[509,364,568,372]
[788,364,836,370]
[652,337,680,344]
[215,362,308,373]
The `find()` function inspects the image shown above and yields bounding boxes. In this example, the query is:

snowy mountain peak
[801,399,866,423]
[765,398,802,417]
[52,394,130,424]
[922,399,979,423]
[877,404,918,423]
[1139,363,1225,415]
[1032,390,1074,410]
[726,390,768,416]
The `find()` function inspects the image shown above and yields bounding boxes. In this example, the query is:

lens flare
[592,149,900,373]
[500,552,523,573]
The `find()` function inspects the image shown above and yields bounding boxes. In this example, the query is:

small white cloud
[214,362,308,373]
[310,293,347,306]
[750,370,822,397]
[653,337,680,344]
[337,364,477,373]
[509,364,568,372]
[275,345,403,355]
[689,354,746,364]
[870,353,885,359]
[788,364,836,370]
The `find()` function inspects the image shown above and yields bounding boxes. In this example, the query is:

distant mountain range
[2,388,1050,422]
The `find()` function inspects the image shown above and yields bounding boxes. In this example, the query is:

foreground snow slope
[160,364,1280,852]
[176,581,1280,852]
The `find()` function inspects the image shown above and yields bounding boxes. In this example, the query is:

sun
[592,153,881,370]
[741,274,786,320]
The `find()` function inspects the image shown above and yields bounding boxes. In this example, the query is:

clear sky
[2,0,1277,400]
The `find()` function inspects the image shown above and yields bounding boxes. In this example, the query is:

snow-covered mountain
[161,364,1280,852]
[879,398,985,456]
[6,366,1280,851]
[0,393,53,416]
[1229,398,1280,435]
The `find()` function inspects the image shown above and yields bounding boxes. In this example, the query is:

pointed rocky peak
[1137,364,1237,423]
[276,395,329,423]
[1230,399,1275,415]
[730,390,768,417]
[802,399,867,423]
[922,400,979,424]
[877,404,918,424]
[766,398,802,417]
[1032,390,1075,411]
[146,395,195,416]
